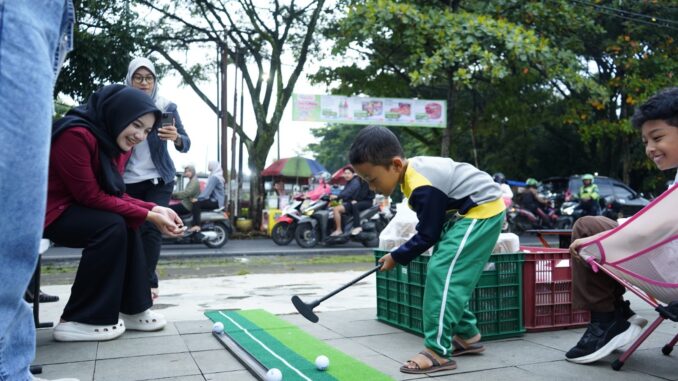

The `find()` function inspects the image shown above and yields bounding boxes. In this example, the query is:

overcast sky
[163,50,329,175]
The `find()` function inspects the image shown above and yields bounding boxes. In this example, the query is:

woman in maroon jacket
[45,85,184,342]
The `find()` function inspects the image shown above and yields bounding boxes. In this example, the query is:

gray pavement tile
[631,328,677,350]
[182,332,224,351]
[174,319,213,335]
[315,308,377,323]
[36,327,56,346]
[324,337,382,358]
[120,322,180,339]
[441,339,565,372]
[145,377,205,381]
[431,365,549,380]
[191,349,248,374]
[352,332,424,361]
[654,319,678,335]
[33,341,97,365]
[96,334,188,359]
[204,370,258,380]
[320,318,403,338]
[34,360,95,381]
[518,358,667,380]
[93,352,200,381]
[621,347,678,380]
[522,329,591,352]
[360,353,430,381]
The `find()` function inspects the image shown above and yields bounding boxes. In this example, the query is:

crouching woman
[45,85,184,342]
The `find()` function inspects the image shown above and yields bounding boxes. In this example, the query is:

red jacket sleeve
[51,129,154,228]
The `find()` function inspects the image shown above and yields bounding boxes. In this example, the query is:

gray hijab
[125,57,170,111]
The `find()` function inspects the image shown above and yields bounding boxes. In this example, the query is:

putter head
[291,295,319,323]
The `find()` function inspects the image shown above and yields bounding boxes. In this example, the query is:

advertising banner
[292,94,446,128]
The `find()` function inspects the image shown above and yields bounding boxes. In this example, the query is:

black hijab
[52,84,161,196]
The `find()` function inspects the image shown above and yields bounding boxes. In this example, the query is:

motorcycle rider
[304,171,332,201]
[520,178,554,228]
[494,172,513,231]
[575,174,600,217]
[169,165,200,221]
[330,166,375,236]
[493,172,513,207]
[188,160,225,233]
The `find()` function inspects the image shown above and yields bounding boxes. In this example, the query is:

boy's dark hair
[631,87,678,129]
[349,126,404,166]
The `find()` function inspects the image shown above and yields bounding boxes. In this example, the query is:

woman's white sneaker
[120,309,166,331]
[53,320,125,342]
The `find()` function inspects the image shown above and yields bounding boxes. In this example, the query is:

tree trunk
[442,71,454,157]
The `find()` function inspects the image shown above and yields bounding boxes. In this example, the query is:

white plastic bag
[379,199,419,251]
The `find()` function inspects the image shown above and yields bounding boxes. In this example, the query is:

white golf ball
[315,355,329,371]
[211,321,224,334]
[265,368,282,381]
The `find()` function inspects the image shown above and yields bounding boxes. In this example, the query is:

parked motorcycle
[507,203,559,235]
[163,208,232,248]
[294,197,392,248]
[271,198,316,246]
[556,196,617,229]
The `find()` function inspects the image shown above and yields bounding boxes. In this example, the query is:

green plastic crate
[375,249,525,340]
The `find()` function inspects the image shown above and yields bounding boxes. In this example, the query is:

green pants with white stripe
[423,212,504,357]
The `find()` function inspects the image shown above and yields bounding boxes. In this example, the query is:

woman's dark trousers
[125,180,174,288]
[44,204,152,325]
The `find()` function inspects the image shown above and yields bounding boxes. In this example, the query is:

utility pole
[220,43,228,206]
[229,51,239,217]
[216,44,220,161]
[237,71,245,217]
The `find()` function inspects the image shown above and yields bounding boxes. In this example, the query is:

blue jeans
[0,1,73,380]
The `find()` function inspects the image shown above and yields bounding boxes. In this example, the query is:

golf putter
[292,263,383,323]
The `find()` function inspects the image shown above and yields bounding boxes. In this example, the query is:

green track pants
[423,212,504,357]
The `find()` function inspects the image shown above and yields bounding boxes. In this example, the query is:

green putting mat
[206,309,393,381]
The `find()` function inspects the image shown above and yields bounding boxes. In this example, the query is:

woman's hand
[152,206,182,225]
[569,233,602,261]
[158,125,179,142]
[378,253,397,272]
[148,208,184,237]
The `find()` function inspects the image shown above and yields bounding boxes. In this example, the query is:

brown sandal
[400,350,457,374]
[452,335,485,356]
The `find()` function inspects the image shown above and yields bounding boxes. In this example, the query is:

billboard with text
[292,94,446,128]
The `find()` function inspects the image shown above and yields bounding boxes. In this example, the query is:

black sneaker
[565,318,641,364]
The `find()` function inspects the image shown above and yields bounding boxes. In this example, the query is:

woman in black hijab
[45,85,185,342]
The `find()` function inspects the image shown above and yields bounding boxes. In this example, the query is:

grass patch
[42,264,78,275]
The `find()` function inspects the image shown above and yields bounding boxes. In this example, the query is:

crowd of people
[1,3,677,379]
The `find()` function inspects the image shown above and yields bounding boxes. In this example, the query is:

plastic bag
[380,199,520,255]
[379,199,419,251]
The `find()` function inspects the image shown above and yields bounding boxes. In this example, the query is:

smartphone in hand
[161,112,173,127]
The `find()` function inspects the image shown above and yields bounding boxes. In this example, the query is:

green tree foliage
[134,0,328,224]
[55,0,146,101]
[310,0,678,194]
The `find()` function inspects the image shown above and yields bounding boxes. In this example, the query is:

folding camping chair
[579,184,678,371]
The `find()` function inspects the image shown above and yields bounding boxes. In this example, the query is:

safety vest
[579,184,600,200]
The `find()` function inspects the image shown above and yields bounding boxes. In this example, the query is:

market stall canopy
[261,156,328,178]
[331,164,353,185]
